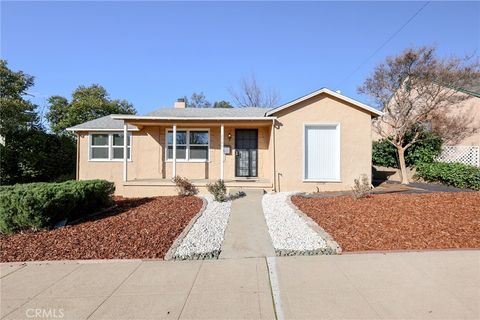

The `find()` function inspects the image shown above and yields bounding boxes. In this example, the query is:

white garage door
[304,124,340,181]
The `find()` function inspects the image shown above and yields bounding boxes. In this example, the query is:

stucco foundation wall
[77,124,272,196]
[273,94,373,192]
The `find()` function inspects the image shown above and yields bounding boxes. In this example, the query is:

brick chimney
[174,98,186,109]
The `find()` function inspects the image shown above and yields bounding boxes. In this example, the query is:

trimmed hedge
[415,162,480,190]
[0,180,115,234]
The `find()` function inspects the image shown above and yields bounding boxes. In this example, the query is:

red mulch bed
[291,192,480,252]
[0,196,203,262]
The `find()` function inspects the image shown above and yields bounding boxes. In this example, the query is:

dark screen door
[235,129,258,177]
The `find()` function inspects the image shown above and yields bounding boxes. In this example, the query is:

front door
[235,129,258,177]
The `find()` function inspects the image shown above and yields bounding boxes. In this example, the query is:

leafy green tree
[46,84,136,135]
[0,60,76,185]
[186,92,212,108]
[0,60,38,135]
[185,93,233,109]
[213,100,233,108]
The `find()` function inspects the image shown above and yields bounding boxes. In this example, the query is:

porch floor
[124,178,272,189]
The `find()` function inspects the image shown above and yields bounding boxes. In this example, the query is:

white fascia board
[266,88,383,117]
[66,127,140,132]
[111,115,276,121]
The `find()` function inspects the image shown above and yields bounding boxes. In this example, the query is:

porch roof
[66,109,275,132]
[146,107,270,118]
[111,114,276,122]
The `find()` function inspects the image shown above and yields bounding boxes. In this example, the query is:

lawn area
[0,196,203,262]
[291,192,480,252]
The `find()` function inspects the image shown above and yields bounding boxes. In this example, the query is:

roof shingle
[146,107,268,117]
[66,115,138,131]
[66,107,270,131]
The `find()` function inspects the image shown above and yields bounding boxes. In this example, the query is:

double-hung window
[166,129,209,162]
[89,133,131,161]
[90,134,110,160]
[112,133,131,160]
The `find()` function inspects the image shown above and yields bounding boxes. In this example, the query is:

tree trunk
[397,147,409,184]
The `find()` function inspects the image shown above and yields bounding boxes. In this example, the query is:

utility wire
[336,1,430,88]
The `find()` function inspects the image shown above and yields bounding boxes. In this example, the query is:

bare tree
[359,46,479,184]
[229,74,279,108]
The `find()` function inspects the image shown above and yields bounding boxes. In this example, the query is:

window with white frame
[89,133,131,161]
[166,129,209,161]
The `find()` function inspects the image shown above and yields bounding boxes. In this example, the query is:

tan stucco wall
[273,94,374,192]
[77,124,272,196]
[446,96,480,146]
[372,94,480,146]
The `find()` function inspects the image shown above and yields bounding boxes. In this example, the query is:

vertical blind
[304,125,340,180]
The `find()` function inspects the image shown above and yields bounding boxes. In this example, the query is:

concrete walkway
[2,250,478,319]
[219,189,275,259]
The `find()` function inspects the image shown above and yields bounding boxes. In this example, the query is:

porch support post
[172,123,177,178]
[123,123,128,182]
[220,123,224,180]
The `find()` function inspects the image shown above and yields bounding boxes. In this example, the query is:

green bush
[415,162,480,190]
[207,179,227,202]
[372,130,442,168]
[0,180,115,234]
[0,128,76,185]
[372,140,398,168]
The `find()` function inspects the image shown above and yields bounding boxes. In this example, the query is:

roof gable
[266,88,383,117]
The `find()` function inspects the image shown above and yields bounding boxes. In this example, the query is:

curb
[342,248,480,255]
[285,193,342,255]
[164,196,208,261]
[0,258,144,267]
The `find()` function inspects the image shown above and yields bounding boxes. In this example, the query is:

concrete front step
[229,188,265,196]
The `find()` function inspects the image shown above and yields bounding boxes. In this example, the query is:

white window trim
[88,132,132,162]
[302,123,341,182]
[165,128,210,163]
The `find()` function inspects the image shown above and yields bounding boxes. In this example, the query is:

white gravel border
[262,192,339,256]
[172,195,232,260]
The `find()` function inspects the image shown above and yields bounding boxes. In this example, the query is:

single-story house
[67,88,382,197]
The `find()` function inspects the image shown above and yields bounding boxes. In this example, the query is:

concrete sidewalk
[1,258,274,320]
[274,250,479,319]
[1,250,478,319]
[219,190,275,259]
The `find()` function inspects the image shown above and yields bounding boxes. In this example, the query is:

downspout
[123,123,128,182]
[76,133,80,180]
[272,119,277,192]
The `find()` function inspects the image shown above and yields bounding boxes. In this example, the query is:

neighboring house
[446,79,480,147]
[436,80,480,167]
[372,78,480,167]
[67,88,382,196]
